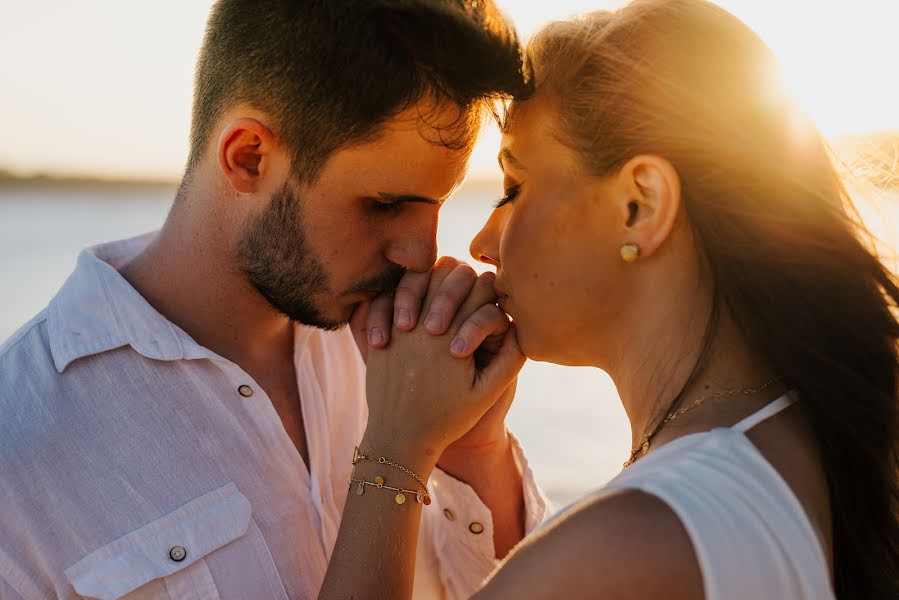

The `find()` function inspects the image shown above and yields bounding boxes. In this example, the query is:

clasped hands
[349,257,525,472]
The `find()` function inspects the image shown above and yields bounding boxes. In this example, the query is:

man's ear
[612,154,681,260]
[217,118,279,193]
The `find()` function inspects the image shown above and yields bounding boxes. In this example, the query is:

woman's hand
[361,260,526,470]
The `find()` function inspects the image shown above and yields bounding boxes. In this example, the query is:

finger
[476,324,526,395]
[419,256,463,317]
[423,264,479,335]
[349,300,372,364]
[365,292,395,348]
[449,304,511,358]
[392,270,432,331]
[448,271,498,333]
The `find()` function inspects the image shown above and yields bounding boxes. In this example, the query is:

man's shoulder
[0,310,62,453]
[0,308,54,388]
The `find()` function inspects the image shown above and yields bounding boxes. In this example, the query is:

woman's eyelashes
[493,184,522,209]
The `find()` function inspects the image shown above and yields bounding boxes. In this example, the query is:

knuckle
[478,270,496,284]
[474,272,498,292]
[431,291,454,309]
[482,303,505,318]
[453,263,478,282]
[393,287,416,305]
[434,256,460,272]
[468,315,489,331]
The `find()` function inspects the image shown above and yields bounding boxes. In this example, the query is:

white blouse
[583,394,834,599]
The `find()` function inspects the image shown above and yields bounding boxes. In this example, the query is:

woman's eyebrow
[498,148,527,172]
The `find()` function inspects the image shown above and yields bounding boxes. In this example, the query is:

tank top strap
[732,392,796,433]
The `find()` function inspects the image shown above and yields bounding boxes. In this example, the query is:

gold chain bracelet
[350,446,432,506]
[348,477,432,505]
[352,446,429,492]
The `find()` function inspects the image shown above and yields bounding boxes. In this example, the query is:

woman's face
[470,96,635,366]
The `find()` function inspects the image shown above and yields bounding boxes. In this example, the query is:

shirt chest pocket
[63,482,288,600]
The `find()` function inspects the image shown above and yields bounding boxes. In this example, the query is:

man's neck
[119,193,294,370]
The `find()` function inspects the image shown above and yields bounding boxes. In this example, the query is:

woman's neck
[597,240,780,456]
[611,302,781,455]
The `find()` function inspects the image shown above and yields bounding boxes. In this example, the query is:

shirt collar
[47,232,196,373]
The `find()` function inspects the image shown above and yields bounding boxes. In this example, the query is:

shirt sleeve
[412,433,552,600]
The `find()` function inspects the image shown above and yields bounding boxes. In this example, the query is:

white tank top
[578,393,834,599]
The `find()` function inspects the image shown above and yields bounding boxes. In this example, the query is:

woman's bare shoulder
[474,488,704,600]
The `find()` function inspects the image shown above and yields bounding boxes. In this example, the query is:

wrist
[437,429,513,476]
[359,432,441,480]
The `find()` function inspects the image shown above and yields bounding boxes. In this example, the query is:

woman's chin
[516,327,596,367]
[516,329,560,364]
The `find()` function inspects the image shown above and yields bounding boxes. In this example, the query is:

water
[3,182,896,506]
[0,183,628,506]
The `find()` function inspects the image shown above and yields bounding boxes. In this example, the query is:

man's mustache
[347,266,406,295]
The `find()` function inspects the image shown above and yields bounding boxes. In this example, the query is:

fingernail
[396,308,411,328]
[425,313,442,331]
[368,327,383,346]
[450,337,466,355]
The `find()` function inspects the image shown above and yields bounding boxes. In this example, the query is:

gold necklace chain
[622,376,781,469]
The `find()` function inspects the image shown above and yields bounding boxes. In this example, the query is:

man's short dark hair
[188,0,529,183]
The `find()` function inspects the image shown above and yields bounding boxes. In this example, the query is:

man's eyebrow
[498,148,527,172]
[377,192,444,206]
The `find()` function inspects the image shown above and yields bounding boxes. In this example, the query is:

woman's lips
[497,294,510,312]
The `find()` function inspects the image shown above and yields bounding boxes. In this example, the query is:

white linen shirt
[0,234,549,600]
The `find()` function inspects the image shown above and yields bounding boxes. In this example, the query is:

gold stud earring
[620,243,640,263]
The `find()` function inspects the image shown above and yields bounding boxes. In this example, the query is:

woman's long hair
[524,1,898,596]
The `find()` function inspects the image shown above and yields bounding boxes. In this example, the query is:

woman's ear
[613,154,682,260]
[217,117,280,194]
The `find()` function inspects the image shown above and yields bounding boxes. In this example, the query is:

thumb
[476,323,526,396]
[349,300,371,364]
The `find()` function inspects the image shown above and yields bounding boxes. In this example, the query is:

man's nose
[384,216,439,273]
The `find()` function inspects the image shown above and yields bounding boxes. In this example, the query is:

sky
[1,0,898,180]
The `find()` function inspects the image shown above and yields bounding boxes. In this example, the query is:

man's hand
[354,257,528,559]
[354,257,508,356]
[349,257,518,455]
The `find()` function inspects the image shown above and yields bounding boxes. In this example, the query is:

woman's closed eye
[493,184,521,209]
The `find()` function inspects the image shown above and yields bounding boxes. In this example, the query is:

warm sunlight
[714,0,899,137]
[3,7,898,591]
[1,1,898,179]
[471,0,899,178]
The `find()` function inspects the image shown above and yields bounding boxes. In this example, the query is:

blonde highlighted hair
[519,1,899,597]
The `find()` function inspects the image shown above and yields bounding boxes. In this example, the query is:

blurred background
[2,0,898,506]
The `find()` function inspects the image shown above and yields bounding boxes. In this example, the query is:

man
[0,1,549,599]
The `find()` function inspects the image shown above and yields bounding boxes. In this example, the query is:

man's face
[237,103,474,329]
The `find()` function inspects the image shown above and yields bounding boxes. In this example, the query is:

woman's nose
[470,211,502,267]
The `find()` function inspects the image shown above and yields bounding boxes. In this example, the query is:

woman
[321,0,899,598]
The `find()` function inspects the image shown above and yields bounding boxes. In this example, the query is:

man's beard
[236,182,405,330]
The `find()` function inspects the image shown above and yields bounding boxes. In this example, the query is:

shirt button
[443,509,455,521]
[169,546,187,562]
[237,385,254,398]
[469,522,485,535]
